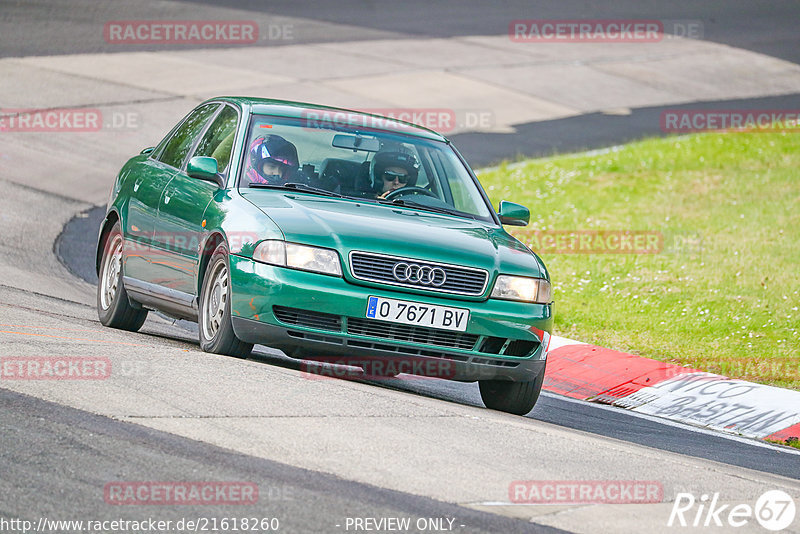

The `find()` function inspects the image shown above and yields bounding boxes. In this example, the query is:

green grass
[766,438,800,450]
[478,132,800,389]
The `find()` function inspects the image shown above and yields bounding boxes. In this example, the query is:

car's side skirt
[122,276,198,321]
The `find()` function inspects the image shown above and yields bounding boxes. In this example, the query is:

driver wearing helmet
[246,135,300,185]
[371,151,420,198]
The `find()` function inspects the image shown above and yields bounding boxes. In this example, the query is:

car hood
[241,191,545,278]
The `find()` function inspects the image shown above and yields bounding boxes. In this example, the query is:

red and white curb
[543,336,800,444]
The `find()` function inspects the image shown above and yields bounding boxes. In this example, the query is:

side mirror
[140,147,155,155]
[187,156,224,188]
[498,200,530,226]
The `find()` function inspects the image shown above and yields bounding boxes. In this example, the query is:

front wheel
[97,222,148,331]
[199,244,253,358]
[479,367,545,416]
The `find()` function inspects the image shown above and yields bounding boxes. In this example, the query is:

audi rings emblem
[392,262,447,287]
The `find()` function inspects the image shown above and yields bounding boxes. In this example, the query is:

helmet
[370,151,420,191]
[247,135,299,184]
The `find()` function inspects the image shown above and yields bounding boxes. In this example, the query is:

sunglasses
[382,170,409,183]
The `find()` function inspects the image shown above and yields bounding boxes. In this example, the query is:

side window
[157,104,219,170]
[192,105,238,173]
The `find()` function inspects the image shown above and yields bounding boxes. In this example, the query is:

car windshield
[240,113,495,222]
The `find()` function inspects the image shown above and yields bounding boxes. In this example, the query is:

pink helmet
[247,135,299,184]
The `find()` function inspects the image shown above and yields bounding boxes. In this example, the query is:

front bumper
[229,255,552,382]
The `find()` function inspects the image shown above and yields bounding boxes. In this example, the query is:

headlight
[253,240,342,277]
[491,275,551,304]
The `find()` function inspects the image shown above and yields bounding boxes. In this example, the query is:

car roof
[207,96,449,142]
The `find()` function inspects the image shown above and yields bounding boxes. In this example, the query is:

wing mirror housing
[498,200,530,226]
[187,156,224,188]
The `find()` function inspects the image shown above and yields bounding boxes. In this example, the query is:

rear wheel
[199,244,253,358]
[479,367,545,416]
[97,222,148,331]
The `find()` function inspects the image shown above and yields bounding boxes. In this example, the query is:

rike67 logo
[668,490,796,531]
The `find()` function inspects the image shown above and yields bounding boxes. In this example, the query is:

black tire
[198,243,253,358]
[479,367,546,416]
[97,222,148,331]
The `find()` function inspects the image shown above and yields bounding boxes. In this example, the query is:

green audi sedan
[96,97,553,415]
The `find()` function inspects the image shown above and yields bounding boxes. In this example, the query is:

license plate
[365,296,470,332]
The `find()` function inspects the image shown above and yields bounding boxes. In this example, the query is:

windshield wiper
[249,182,346,198]
[377,198,477,219]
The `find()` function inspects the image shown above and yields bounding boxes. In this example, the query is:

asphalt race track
[2,2,800,533]
[0,388,565,534]
[57,203,800,480]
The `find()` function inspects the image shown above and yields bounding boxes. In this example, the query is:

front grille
[349,252,488,296]
[273,306,536,361]
[505,339,538,357]
[286,331,342,344]
[273,306,342,332]
[347,317,479,351]
[479,336,539,357]
[472,357,519,368]
[347,339,470,360]
[479,336,506,354]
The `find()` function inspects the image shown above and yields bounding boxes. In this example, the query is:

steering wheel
[384,186,438,200]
